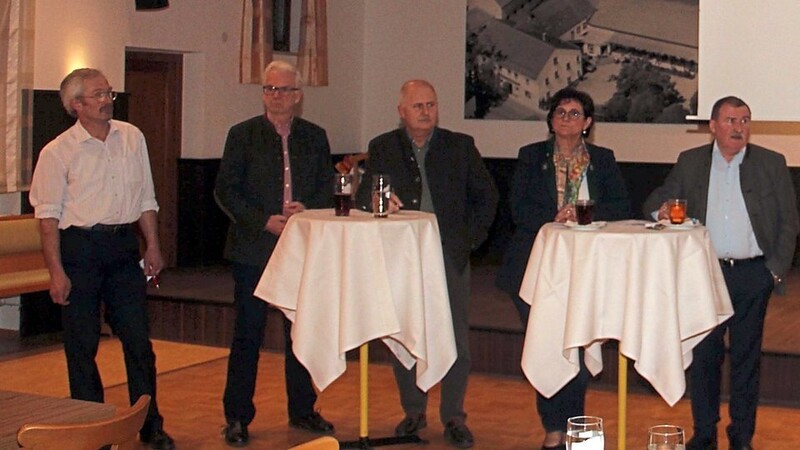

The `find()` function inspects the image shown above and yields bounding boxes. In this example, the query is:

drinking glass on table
[575,199,595,225]
[566,416,604,449]
[667,198,687,224]
[333,173,353,216]
[648,424,684,450]
[371,173,392,218]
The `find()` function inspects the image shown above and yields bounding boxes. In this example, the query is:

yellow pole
[359,343,369,439]
[618,353,627,450]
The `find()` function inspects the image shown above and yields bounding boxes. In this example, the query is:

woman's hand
[554,203,576,223]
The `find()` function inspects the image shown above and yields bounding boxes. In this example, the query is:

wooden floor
[0,336,799,449]
[96,349,799,450]
[4,264,800,448]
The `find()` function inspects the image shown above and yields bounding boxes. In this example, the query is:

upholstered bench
[0,214,50,298]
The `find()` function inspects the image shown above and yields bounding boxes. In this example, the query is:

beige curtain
[240,0,273,84]
[297,0,328,86]
[240,0,328,86]
[0,0,34,193]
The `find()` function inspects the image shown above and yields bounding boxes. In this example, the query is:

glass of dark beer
[333,173,353,216]
[575,199,595,225]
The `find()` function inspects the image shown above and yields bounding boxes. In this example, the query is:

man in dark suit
[355,79,498,449]
[215,61,334,447]
[643,96,799,450]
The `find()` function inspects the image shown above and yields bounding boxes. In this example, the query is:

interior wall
[33,0,130,90]
[28,0,800,163]
[359,0,800,164]
[125,0,365,157]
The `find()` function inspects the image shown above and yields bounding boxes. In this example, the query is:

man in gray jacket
[643,96,798,450]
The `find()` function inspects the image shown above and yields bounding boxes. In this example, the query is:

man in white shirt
[29,68,174,450]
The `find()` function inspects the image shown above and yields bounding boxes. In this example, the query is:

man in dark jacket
[215,61,334,447]
[355,79,498,449]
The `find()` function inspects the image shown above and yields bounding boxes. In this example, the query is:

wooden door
[124,51,182,267]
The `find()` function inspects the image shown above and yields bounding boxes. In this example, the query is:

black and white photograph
[465,0,698,123]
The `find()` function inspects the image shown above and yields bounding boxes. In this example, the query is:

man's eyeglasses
[263,85,300,95]
[554,108,584,120]
[80,90,117,102]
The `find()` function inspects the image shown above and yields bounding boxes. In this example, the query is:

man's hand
[656,202,670,221]
[49,270,72,305]
[373,192,404,215]
[283,201,306,217]
[266,214,289,236]
[386,193,404,214]
[142,245,164,277]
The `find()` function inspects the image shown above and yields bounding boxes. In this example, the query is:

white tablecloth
[519,220,734,406]
[254,209,456,392]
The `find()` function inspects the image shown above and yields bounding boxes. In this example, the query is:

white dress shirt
[29,120,159,228]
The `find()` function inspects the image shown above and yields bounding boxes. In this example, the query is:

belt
[719,255,764,267]
[74,223,134,234]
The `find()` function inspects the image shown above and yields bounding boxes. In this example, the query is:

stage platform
[145,263,800,408]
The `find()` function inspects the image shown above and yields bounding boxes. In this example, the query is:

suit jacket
[642,143,799,287]
[355,127,499,271]
[496,138,631,295]
[215,115,332,267]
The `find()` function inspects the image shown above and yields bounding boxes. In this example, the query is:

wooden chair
[16,395,151,450]
[289,436,340,450]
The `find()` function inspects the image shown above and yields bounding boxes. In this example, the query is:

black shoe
[223,421,249,447]
[394,414,427,437]
[443,420,474,449]
[686,435,717,450]
[541,445,566,450]
[289,411,335,434]
[729,444,753,450]
[140,428,176,450]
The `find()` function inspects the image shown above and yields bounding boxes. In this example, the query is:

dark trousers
[392,256,471,424]
[223,262,317,425]
[689,258,773,445]
[59,227,163,433]
[512,294,590,432]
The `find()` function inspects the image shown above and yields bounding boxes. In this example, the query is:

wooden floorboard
[99,350,800,449]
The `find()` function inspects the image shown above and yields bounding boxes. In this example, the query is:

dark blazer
[215,115,333,267]
[355,127,499,271]
[496,138,631,295]
[642,143,799,285]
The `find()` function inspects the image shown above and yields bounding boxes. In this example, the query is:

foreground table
[254,209,456,448]
[519,220,734,449]
[0,390,116,449]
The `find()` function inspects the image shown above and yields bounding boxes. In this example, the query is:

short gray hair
[60,68,105,117]
[263,60,303,88]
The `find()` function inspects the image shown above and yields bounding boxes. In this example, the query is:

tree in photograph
[465,30,509,119]
[600,59,689,123]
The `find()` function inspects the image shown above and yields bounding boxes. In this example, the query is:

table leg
[339,344,427,449]
[618,353,627,450]
[359,344,369,439]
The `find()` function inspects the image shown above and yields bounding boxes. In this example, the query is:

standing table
[519,220,734,449]
[254,209,456,448]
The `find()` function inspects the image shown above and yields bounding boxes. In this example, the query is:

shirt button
[412,199,419,204]
[415,177,420,182]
